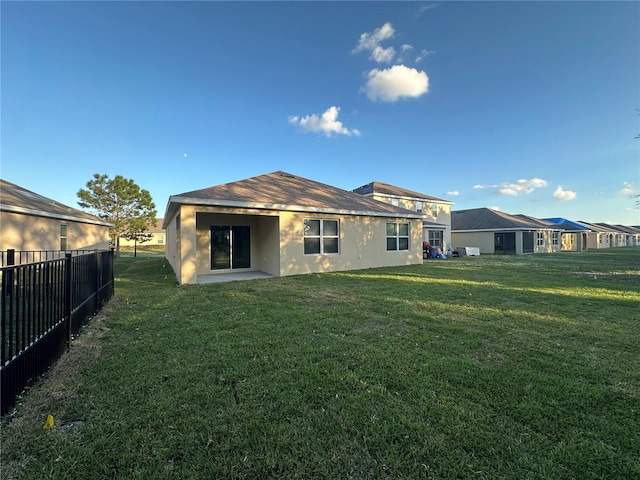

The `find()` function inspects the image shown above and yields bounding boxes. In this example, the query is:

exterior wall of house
[450,232,495,254]
[278,211,423,277]
[168,204,423,284]
[534,231,562,253]
[119,232,166,247]
[194,210,280,277]
[561,233,577,251]
[451,230,560,255]
[0,211,110,251]
[372,194,452,250]
[586,232,610,249]
[164,211,180,281]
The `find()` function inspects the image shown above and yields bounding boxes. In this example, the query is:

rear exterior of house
[163,172,424,284]
[451,208,562,255]
[543,218,590,252]
[0,179,111,254]
[352,181,453,252]
[615,225,640,246]
[578,221,617,249]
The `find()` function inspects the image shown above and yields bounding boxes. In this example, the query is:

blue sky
[2,1,639,225]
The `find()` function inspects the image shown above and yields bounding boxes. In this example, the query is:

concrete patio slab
[196,271,274,284]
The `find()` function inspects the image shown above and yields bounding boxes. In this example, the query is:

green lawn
[2,249,639,479]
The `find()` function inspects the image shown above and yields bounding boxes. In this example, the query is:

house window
[391,198,399,207]
[431,203,438,216]
[428,230,443,248]
[537,232,544,246]
[416,201,423,213]
[552,232,559,246]
[304,219,339,255]
[60,224,68,250]
[387,222,410,251]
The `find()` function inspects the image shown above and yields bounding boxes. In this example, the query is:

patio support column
[180,205,198,284]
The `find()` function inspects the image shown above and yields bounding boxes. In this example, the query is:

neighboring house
[119,218,166,248]
[451,208,563,254]
[577,221,617,249]
[352,181,453,251]
[542,217,590,251]
[0,179,112,255]
[591,223,632,247]
[162,171,425,285]
[615,225,640,246]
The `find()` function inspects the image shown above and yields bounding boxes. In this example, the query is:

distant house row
[1,174,637,280]
[450,208,640,255]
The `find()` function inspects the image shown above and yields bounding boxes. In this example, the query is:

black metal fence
[1,249,114,416]
[0,249,102,267]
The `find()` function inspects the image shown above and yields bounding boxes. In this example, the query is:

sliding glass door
[210,226,251,270]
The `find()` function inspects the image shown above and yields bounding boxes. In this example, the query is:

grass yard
[1,249,639,479]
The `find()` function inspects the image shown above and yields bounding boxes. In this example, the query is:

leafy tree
[122,226,153,257]
[77,174,157,256]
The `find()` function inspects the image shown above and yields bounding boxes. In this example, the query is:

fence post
[65,253,73,349]
[7,249,15,267]
[95,250,101,311]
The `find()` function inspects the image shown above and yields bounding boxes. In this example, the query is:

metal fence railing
[1,249,114,416]
[0,249,102,267]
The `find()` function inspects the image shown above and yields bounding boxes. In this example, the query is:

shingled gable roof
[164,171,423,225]
[577,221,617,233]
[0,179,111,226]
[452,208,561,231]
[352,181,451,204]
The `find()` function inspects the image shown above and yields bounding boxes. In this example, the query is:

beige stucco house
[162,171,426,285]
[542,218,590,252]
[352,182,453,251]
[451,208,563,254]
[0,179,112,258]
[577,221,617,249]
[119,218,166,248]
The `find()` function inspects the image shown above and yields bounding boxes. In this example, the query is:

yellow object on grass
[43,414,54,430]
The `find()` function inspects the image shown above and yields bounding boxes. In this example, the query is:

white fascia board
[165,196,425,220]
[376,193,454,205]
[422,221,449,228]
[0,203,113,227]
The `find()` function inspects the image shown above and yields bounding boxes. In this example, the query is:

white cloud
[416,4,437,17]
[352,22,396,63]
[371,45,396,63]
[446,191,459,196]
[488,206,501,211]
[620,181,638,196]
[364,65,429,102]
[415,49,435,63]
[553,185,577,201]
[288,106,361,137]
[474,178,548,195]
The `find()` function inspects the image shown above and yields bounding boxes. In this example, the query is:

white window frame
[428,230,443,248]
[60,224,68,250]
[537,232,544,247]
[552,232,559,246]
[386,222,410,251]
[304,219,339,255]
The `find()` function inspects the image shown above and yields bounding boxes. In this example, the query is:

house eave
[373,192,454,206]
[0,203,113,227]
[163,196,426,223]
